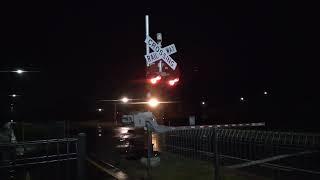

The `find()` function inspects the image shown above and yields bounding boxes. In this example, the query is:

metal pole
[64,119,69,138]
[77,133,86,180]
[114,103,117,126]
[157,33,163,73]
[145,15,150,99]
[214,127,220,180]
[64,120,66,138]
[145,15,150,55]
[66,120,69,138]
[22,121,25,141]
[146,122,153,178]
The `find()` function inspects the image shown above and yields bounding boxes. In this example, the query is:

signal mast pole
[145,15,150,56]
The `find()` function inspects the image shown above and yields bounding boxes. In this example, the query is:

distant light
[264,91,268,95]
[168,78,179,86]
[11,94,17,98]
[156,33,162,42]
[150,76,161,84]
[148,98,159,108]
[98,133,101,137]
[10,120,13,123]
[97,108,103,112]
[201,101,206,105]
[16,69,24,74]
[121,97,129,103]
[240,97,244,101]
[119,127,130,134]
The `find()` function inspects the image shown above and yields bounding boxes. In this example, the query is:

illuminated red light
[150,76,162,84]
[168,78,179,86]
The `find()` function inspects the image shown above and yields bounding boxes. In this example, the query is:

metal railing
[160,127,320,179]
[0,133,87,180]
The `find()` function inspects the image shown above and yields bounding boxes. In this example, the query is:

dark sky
[0,1,318,130]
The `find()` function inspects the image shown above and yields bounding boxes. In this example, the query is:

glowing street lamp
[15,69,24,74]
[148,98,159,108]
[121,97,129,103]
[10,94,18,98]
[0,69,40,74]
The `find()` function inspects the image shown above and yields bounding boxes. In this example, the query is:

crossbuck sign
[144,36,178,70]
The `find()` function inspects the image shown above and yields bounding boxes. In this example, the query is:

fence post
[213,127,220,180]
[9,144,16,180]
[146,122,153,179]
[77,133,86,180]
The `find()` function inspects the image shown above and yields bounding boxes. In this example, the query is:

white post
[158,60,163,73]
[156,33,163,73]
[145,15,150,56]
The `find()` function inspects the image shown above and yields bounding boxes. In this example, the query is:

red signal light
[150,75,162,84]
[168,78,179,86]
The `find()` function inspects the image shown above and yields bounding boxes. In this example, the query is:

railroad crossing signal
[144,44,177,66]
[144,36,178,70]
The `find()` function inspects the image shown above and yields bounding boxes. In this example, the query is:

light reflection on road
[97,126,162,156]
[114,126,161,152]
[152,133,160,151]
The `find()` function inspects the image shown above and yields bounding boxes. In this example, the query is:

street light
[114,97,130,126]
[9,94,20,98]
[121,97,129,103]
[0,69,40,74]
[148,98,159,108]
[15,69,24,74]
[1,69,39,141]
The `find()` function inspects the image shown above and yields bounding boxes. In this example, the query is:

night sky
[0,1,318,131]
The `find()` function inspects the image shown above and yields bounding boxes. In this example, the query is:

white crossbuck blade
[144,36,177,70]
[145,44,176,65]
